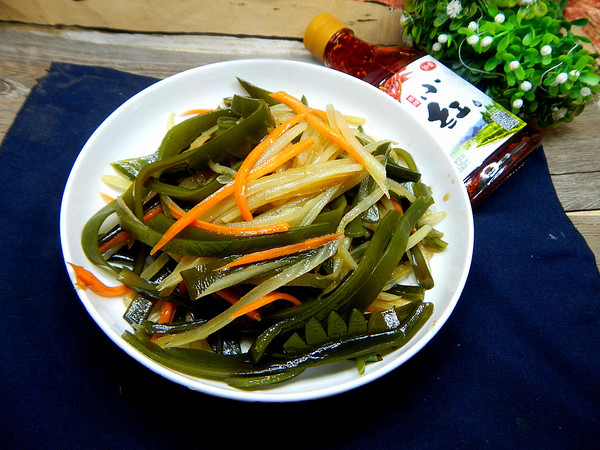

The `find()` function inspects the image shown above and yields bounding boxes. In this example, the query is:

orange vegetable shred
[217,232,343,270]
[68,263,132,297]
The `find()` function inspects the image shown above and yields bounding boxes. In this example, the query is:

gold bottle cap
[303,13,348,61]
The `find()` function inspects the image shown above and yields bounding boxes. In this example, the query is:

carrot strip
[390,198,404,215]
[233,113,306,221]
[151,184,234,255]
[167,203,290,236]
[99,192,116,203]
[99,203,163,254]
[253,137,315,175]
[216,288,262,321]
[182,108,214,115]
[366,305,384,313]
[217,232,343,270]
[98,231,132,254]
[150,138,314,255]
[230,291,302,320]
[308,108,329,121]
[305,114,366,165]
[274,93,328,120]
[157,300,177,323]
[178,280,188,294]
[143,203,164,222]
[150,300,178,342]
[269,91,365,165]
[68,263,132,297]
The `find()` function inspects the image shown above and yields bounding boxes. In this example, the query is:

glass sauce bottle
[303,13,543,207]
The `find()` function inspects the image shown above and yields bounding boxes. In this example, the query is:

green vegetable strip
[185,95,272,167]
[142,319,208,335]
[237,77,280,106]
[155,240,341,348]
[226,369,305,388]
[124,297,154,326]
[345,196,433,312]
[131,96,271,218]
[81,200,119,271]
[121,301,432,385]
[181,252,316,300]
[115,208,334,258]
[423,228,448,251]
[386,161,422,183]
[248,196,432,362]
[157,109,237,160]
[112,109,235,179]
[248,208,401,362]
[144,161,242,203]
[409,245,435,290]
[345,176,379,237]
[116,268,201,314]
[393,147,418,172]
[386,284,426,302]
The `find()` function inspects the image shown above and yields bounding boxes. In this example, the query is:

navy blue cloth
[1,63,598,449]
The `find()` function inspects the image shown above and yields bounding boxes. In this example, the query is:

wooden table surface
[1,22,599,271]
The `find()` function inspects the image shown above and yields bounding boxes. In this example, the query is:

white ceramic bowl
[60,59,473,402]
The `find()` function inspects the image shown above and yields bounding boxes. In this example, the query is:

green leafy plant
[402,0,600,127]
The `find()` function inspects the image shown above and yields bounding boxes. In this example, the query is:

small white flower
[556,73,569,84]
[512,99,524,109]
[520,81,533,91]
[481,36,494,48]
[438,34,449,44]
[570,70,581,78]
[540,45,552,56]
[580,87,592,97]
[432,42,442,52]
[509,60,521,71]
[494,13,506,24]
[446,0,463,19]
[467,35,479,46]
[468,21,478,31]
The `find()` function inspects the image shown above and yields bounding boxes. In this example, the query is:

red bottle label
[419,60,437,71]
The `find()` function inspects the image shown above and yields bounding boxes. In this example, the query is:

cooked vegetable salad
[72,79,448,388]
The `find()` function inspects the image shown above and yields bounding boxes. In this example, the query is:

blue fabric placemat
[1,62,599,449]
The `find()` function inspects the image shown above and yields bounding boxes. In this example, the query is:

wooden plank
[0,61,31,142]
[0,0,405,44]
[0,23,312,81]
[543,105,600,175]
[551,171,600,212]
[543,103,600,217]
[567,211,600,270]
